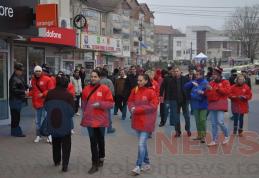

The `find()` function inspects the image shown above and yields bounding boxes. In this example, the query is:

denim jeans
[136,131,150,167]
[35,108,46,136]
[209,110,229,141]
[164,100,178,125]
[233,113,244,132]
[107,108,113,131]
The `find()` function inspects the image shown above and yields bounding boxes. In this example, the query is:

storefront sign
[36,4,58,27]
[81,33,122,55]
[31,27,76,47]
[0,0,38,36]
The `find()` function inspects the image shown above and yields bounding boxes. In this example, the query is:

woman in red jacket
[81,69,114,175]
[229,74,252,136]
[205,67,230,146]
[128,74,158,176]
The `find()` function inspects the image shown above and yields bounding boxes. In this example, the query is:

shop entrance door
[0,52,9,124]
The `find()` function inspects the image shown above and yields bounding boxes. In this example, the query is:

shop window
[0,52,8,120]
[14,46,27,82]
[28,47,44,78]
[46,56,60,75]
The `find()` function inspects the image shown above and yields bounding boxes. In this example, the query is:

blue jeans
[107,108,113,131]
[209,110,229,141]
[164,100,178,125]
[233,113,244,132]
[136,131,150,167]
[35,108,46,136]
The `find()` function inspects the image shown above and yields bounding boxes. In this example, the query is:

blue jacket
[184,78,208,110]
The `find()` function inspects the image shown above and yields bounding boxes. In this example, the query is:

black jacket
[9,73,28,101]
[160,75,189,101]
[45,87,75,137]
[125,74,138,98]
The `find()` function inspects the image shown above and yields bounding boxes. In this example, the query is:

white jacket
[70,76,82,96]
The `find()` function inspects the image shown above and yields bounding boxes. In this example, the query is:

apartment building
[154,25,184,61]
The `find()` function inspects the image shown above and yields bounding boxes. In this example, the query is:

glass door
[0,52,8,122]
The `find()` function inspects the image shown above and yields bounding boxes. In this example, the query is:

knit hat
[213,66,223,75]
[34,65,42,72]
[14,63,24,71]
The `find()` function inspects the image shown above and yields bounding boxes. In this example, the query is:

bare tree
[226,5,259,63]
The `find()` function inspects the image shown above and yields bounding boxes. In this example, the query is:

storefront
[0,0,38,125]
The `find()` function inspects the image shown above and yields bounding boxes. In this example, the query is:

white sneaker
[131,166,140,176]
[222,137,229,145]
[34,136,41,143]
[141,164,151,172]
[76,112,80,116]
[71,129,75,134]
[207,141,217,146]
[47,135,52,143]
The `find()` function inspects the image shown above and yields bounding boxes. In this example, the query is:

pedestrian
[158,69,168,127]
[229,74,252,136]
[145,70,159,98]
[79,67,87,88]
[70,69,82,116]
[80,70,114,174]
[9,63,29,137]
[114,68,129,120]
[229,69,238,85]
[128,74,158,176]
[184,70,208,143]
[100,68,116,133]
[173,67,191,137]
[205,67,230,146]
[44,74,75,172]
[126,65,138,96]
[159,67,176,127]
[241,70,252,89]
[29,65,55,143]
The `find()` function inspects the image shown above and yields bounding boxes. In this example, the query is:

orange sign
[36,4,58,27]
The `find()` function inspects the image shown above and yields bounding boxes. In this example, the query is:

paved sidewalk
[1,103,259,178]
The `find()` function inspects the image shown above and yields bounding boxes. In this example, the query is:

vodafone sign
[31,27,76,47]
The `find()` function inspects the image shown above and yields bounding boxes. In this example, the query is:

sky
[138,0,259,32]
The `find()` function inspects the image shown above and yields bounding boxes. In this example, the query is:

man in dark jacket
[9,63,29,137]
[229,69,238,85]
[126,65,138,96]
[241,70,252,89]
[45,74,75,172]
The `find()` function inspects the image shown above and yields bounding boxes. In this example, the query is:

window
[101,28,105,35]
[113,28,122,34]
[14,46,27,82]
[177,41,181,47]
[28,47,44,78]
[83,10,98,19]
[176,50,182,57]
[123,46,130,51]
[88,25,97,33]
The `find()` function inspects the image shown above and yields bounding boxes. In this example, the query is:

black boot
[88,162,99,174]
[62,165,68,172]
[11,126,26,137]
[99,158,104,167]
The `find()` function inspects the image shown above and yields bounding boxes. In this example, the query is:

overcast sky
[138,0,259,32]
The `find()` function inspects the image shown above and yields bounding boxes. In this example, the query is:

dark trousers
[87,127,105,164]
[175,101,190,133]
[74,95,81,113]
[160,103,165,124]
[233,113,244,132]
[11,109,21,128]
[52,134,71,166]
[114,96,127,118]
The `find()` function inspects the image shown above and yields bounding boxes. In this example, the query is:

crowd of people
[8,62,253,175]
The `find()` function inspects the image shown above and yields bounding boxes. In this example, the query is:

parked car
[255,71,259,85]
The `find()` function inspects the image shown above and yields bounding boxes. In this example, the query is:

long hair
[139,74,152,88]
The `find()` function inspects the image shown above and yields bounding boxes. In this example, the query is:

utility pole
[190,42,193,60]
[138,20,144,67]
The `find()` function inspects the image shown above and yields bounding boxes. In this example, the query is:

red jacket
[29,74,55,109]
[151,80,160,99]
[229,84,252,114]
[205,79,230,111]
[51,77,75,97]
[81,84,114,128]
[128,86,159,132]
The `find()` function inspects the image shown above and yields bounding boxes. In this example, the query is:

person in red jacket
[128,74,158,176]
[80,69,114,175]
[229,74,252,136]
[205,67,230,146]
[29,65,55,143]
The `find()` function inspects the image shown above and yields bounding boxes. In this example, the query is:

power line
[148,4,240,9]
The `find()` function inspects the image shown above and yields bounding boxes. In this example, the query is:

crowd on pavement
[8,62,253,175]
